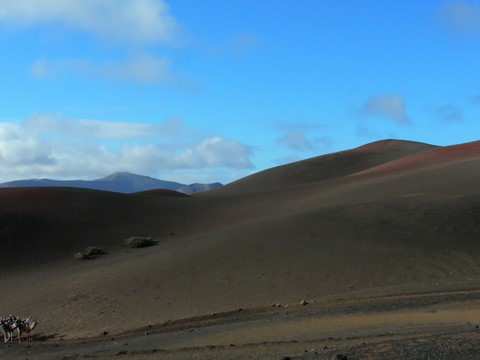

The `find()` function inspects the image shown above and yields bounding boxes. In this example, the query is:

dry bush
[75,246,105,260]
[124,236,158,248]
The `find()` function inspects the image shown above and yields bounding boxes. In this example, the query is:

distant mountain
[95,172,185,193]
[0,172,222,194]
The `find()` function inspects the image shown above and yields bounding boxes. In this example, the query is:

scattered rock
[300,300,308,306]
[102,331,109,336]
[145,331,149,336]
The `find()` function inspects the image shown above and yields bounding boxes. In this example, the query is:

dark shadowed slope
[0,187,190,267]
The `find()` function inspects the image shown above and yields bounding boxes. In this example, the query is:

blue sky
[0,0,479,184]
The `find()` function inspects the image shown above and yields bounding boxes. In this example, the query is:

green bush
[124,236,157,248]
[83,247,104,256]
[75,246,105,260]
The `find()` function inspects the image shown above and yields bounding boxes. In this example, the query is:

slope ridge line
[352,140,480,177]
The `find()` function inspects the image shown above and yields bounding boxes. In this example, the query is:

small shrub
[124,236,157,248]
[84,247,104,256]
[75,246,105,260]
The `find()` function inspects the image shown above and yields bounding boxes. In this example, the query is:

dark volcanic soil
[2,287,480,360]
[2,140,480,359]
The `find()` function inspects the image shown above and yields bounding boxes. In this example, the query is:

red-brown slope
[353,140,480,177]
[213,139,435,195]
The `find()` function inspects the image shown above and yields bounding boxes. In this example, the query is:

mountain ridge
[0,171,222,194]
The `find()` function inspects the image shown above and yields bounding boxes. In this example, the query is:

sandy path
[2,289,480,360]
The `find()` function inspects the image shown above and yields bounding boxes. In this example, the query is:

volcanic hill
[1,138,480,341]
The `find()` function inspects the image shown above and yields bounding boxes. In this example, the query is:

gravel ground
[2,289,480,360]
[333,331,480,360]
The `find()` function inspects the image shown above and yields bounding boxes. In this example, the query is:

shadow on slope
[0,187,190,267]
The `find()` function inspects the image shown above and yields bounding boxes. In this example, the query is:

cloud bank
[1,0,189,85]
[0,0,180,44]
[0,115,253,183]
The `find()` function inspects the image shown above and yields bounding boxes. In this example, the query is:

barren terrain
[1,139,480,359]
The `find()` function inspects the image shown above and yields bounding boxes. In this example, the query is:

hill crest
[216,139,436,194]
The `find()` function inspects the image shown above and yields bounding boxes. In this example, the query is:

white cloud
[177,137,254,169]
[30,58,88,79]
[277,130,313,150]
[0,0,180,44]
[30,54,177,84]
[24,113,183,138]
[438,1,480,35]
[5,1,195,88]
[273,121,332,151]
[0,123,55,167]
[362,93,410,124]
[0,117,253,183]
